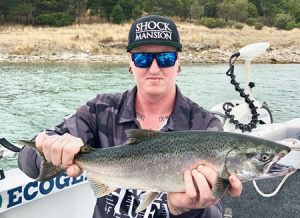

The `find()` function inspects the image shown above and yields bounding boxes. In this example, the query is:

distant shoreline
[0,23,299,64]
[0,52,298,64]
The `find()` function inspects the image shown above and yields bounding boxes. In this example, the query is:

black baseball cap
[126,15,182,52]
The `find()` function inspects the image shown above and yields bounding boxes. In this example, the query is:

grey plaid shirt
[19,86,224,218]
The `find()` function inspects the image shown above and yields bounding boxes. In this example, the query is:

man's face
[128,45,180,97]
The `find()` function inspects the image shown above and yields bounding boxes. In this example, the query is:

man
[18,15,242,217]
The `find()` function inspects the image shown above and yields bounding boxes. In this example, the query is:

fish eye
[261,153,270,161]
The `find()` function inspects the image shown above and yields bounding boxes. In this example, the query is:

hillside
[0,22,299,63]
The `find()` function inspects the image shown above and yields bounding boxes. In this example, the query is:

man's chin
[144,87,166,96]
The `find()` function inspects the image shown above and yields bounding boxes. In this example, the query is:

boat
[209,42,300,218]
[0,43,299,218]
[0,138,96,217]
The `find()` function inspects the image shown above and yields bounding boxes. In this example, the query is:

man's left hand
[167,165,242,215]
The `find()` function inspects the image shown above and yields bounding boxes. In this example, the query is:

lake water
[0,63,299,170]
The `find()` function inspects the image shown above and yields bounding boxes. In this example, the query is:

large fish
[19,130,294,212]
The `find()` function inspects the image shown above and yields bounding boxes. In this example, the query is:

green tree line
[0,0,299,30]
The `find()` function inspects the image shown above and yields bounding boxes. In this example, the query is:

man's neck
[135,87,176,116]
[135,87,176,130]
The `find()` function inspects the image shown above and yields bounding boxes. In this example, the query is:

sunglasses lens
[132,52,177,68]
[156,52,177,68]
[132,53,153,68]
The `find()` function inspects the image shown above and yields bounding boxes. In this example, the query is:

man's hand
[227,174,243,197]
[35,132,84,177]
[167,165,242,215]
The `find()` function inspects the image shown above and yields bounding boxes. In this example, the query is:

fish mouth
[266,155,296,176]
[268,162,295,174]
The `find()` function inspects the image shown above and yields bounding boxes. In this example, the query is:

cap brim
[126,41,182,52]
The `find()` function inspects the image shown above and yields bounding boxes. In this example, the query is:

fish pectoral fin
[87,175,116,198]
[212,177,230,198]
[136,192,160,213]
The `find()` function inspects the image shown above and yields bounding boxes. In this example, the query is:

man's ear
[128,66,133,74]
[177,53,181,73]
[127,52,132,61]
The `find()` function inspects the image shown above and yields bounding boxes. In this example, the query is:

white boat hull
[0,169,96,218]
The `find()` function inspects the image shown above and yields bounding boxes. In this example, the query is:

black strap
[0,169,5,180]
[223,52,260,132]
[54,122,69,135]
[0,138,21,152]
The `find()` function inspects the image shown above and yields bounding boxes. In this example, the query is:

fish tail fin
[18,139,65,181]
[212,177,230,198]
[18,139,44,157]
[38,160,65,181]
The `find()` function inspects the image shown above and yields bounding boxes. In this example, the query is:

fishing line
[252,169,296,197]
[254,138,300,197]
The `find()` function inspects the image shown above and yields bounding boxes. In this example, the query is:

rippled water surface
[0,63,299,170]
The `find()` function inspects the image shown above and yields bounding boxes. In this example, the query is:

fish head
[224,141,295,182]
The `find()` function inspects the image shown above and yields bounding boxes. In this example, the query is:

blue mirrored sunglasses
[131,52,177,68]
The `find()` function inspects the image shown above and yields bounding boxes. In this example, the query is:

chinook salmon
[19,130,294,212]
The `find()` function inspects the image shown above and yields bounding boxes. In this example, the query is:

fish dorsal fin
[125,129,161,144]
[87,174,116,198]
[136,192,160,213]
[212,176,230,198]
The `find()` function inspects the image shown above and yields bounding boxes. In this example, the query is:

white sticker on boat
[0,173,87,213]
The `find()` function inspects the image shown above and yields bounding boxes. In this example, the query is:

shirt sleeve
[18,96,99,179]
[18,145,42,179]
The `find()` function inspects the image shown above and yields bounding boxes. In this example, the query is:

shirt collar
[165,86,190,131]
[118,86,137,124]
[118,85,191,131]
